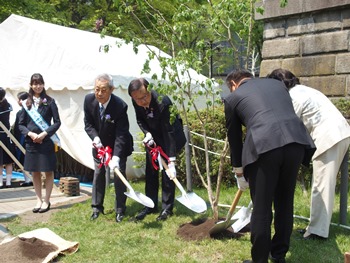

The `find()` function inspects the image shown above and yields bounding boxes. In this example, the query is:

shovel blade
[231,201,253,233]
[232,206,246,220]
[124,191,155,208]
[231,215,251,233]
[176,192,207,213]
[209,218,236,235]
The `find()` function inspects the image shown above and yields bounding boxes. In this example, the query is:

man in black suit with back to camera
[84,73,133,223]
[224,69,315,263]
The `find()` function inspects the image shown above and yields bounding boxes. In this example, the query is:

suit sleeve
[113,100,133,157]
[224,98,244,169]
[159,97,177,157]
[84,95,99,140]
[44,99,61,137]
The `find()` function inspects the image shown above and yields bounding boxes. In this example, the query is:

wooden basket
[59,177,80,196]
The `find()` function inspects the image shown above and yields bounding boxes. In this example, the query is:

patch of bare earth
[177,218,249,241]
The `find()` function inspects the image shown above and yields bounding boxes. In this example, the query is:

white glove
[235,174,249,191]
[109,156,120,170]
[142,132,154,146]
[167,162,176,179]
[93,136,103,149]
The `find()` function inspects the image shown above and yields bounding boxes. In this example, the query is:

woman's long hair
[26,73,53,109]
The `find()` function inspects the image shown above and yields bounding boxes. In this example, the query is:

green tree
[112,0,263,219]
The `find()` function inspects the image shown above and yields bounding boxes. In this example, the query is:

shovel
[160,158,207,213]
[209,189,242,235]
[231,200,253,233]
[114,168,154,208]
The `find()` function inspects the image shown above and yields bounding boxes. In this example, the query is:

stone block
[302,31,349,55]
[282,55,336,77]
[342,9,350,28]
[287,17,315,36]
[259,59,283,77]
[288,11,341,35]
[256,0,350,20]
[336,53,350,74]
[299,75,346,96]
[262,38,300,59]
[263,21,286,39]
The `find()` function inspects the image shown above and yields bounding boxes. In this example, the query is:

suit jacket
[18,97,61,144]
[224,78,315,169]
[84,93,133,158]
[290,84,350,159]
[132,90,186,157]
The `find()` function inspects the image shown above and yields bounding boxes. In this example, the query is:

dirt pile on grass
[177,218,247,241]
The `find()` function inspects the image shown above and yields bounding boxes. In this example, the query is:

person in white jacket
[267,68,350,239]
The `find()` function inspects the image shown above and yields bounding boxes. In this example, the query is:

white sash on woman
[22,99,61,147]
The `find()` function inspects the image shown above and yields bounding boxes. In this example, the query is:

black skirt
[24,139,56,172]
[0,133,15,165]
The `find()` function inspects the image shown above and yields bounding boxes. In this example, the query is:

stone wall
[255,0,350,97]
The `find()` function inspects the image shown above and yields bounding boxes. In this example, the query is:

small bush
[176,105,234,187]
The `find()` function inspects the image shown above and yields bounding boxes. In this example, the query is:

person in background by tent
[267,68,350,240]
[12,91,33,187]
[128,78,186,221]
[84,73,133,222]
[224,69,315,263]
[18,73,61,213]
[0,87,15,188]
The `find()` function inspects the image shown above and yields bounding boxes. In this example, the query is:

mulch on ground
[177,218,248,241]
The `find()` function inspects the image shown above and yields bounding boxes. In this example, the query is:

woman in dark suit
[18,73,61,213]
[224,69,315,263]
[84,73,133,223]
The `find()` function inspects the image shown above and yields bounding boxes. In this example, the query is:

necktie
[99,105,105,120]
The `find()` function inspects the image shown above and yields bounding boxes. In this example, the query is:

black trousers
[245,143,304,263]
[144,151,175,211]
[91,156,127,214]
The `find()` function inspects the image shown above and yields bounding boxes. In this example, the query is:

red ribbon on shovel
[145,143,169,170]
[93,144,112,168]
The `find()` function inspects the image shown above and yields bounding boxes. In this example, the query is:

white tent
[0,14,209,178]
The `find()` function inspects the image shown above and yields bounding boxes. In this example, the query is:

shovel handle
[226,189,243,219]
[160,158,187,195]
[114,167,134,193]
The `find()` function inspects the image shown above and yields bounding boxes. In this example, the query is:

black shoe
[32,207,41,213]
[156,209,173,221]
[39,202,51,213]
[5,185,11,188]
[297,228,306,234]
[116,212,124,223]
[90,211,100,220]
[135,207,157,221]
[303,233,327,240]
[242,260,253,263]
[269,254,286,263]
[21,182,33,187]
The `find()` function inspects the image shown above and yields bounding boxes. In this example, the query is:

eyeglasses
[133,92,149,102]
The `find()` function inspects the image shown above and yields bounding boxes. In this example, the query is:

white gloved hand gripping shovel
[95,144,154,208]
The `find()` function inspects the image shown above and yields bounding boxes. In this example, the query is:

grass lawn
[1,181,349,263]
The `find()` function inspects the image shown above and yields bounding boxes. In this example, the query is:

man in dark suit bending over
[224,69,315,263]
